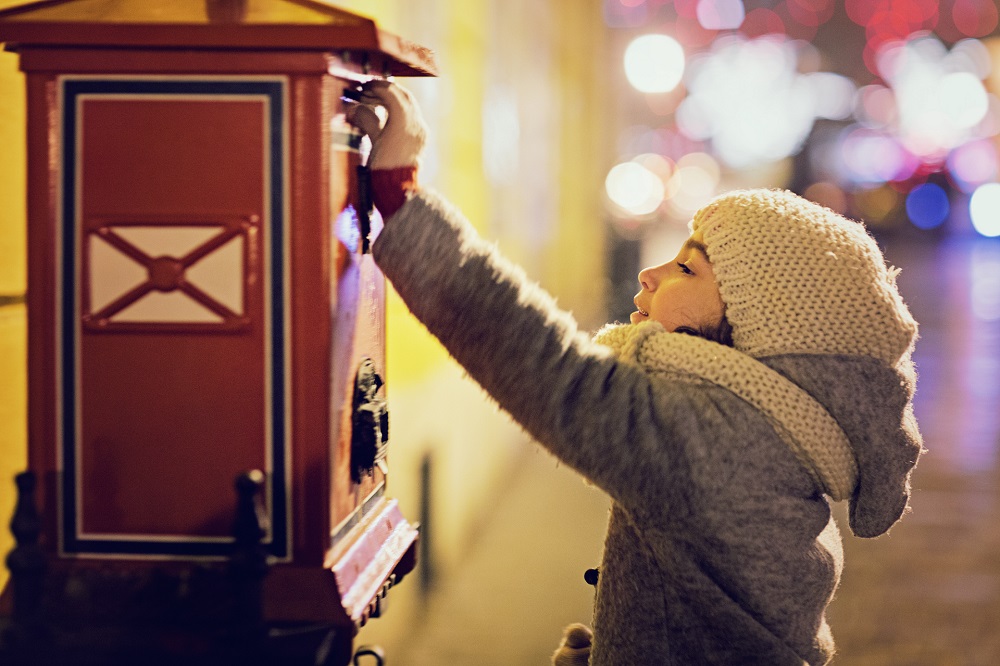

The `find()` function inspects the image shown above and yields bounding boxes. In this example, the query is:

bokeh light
[666,152,721,215]
[786,0,835,28]
[953,0,1000,38]
[675,14,720,48]
[635,152,678,197]
[905,182,951,229]
[969,183,1000,237]
[804,181,849,214]
[675,0,700,20]
[696,0,745,31]
[876,35,994,162]
[810,72,856,120]
[603,0,649,28]
[605,160,665,217]
[624,34,686,93]
[950,37,994,78]
[845,0,878,27]
[609,0,1000,234]
[854,185,902,225]
[741,7,785,38]
[838,126,919,184]
[676,35,855,169]
[947,139,1000,191]
[855,84,897,129]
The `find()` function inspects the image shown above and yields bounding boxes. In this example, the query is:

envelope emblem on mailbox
[83,217,257,331]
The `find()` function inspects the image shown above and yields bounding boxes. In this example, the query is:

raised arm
[352,82,701,509]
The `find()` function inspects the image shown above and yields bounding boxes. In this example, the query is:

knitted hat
[691,189,917,367]
[690,189,922,537]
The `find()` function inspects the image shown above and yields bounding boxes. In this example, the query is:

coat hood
[763,351,923,538]
[595,322,923,538]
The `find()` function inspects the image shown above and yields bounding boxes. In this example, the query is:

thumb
[345,103,383,142]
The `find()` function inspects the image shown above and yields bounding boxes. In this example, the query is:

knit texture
[691,189,917,368]
[593,321,858,501]
[690,189,923,537]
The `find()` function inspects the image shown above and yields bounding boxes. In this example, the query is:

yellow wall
[551,0,611,328]
[343,0,611,649]
[0,1,25,295]
[337,0,610,575]
[0,0,28,591]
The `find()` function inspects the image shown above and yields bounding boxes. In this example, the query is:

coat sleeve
[371,189,701,509]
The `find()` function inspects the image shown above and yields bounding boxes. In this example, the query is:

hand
[348,80,428,170]
[346,81,428,218]
[551,623,592,666]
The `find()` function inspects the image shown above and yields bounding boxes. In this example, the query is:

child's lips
[631,302,649,323]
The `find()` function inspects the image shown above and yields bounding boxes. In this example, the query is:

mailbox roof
[0,0,437,76]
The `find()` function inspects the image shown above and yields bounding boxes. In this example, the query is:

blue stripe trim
[60,78,289,560]
[60,81,78,554]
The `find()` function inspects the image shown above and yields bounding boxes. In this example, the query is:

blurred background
[1,0,999,664]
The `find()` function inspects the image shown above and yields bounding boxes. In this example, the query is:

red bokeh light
[953,0,1000,38]
[787,0,835,27]
[792,0,833,12]
[674,14,719,47]
[866,10,919,45]
[912,0,940,24]
[674,0,699,20]
[862,41,883,77]
[780,7,820,40]
[741,7,786,38]
[846,0,880,26]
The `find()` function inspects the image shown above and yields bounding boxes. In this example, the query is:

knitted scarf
[593,321,858,501]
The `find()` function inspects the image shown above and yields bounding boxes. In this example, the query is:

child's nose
[638,263,666,291]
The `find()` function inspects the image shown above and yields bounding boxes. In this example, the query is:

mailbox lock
[351,357,389,483]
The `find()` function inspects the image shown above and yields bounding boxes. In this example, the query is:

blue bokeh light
[905,183,951,230]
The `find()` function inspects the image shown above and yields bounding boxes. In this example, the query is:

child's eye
[678,262,693,275]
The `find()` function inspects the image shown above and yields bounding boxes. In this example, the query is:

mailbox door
[57,77,291,559]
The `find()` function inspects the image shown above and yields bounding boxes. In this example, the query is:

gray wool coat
[371,190,922,666]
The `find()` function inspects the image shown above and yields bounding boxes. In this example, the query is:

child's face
[632,231,725,333]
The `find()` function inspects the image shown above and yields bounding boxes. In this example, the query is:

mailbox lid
[0,0,437,76]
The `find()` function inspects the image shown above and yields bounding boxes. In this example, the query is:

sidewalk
[357,445,611,665]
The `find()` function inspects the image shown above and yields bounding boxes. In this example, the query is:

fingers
[359,80,423,128]
[350,80,428,170]
[358,79,402,110]
[345,102,383,141]
[358,78,392,105]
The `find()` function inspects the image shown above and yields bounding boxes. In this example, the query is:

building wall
[334,0,610,581]
[334,1,612,644]
[0,0,28,592]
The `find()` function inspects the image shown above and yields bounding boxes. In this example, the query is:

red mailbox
[0,1,434,662]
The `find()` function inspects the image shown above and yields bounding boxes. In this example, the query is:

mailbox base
[0,474,418,666]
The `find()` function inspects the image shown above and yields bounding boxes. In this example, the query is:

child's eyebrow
[682,238,710,261]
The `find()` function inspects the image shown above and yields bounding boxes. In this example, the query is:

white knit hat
[688,190,923,537]
[691,189,917,368]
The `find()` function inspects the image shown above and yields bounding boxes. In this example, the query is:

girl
[349,82,923,665]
